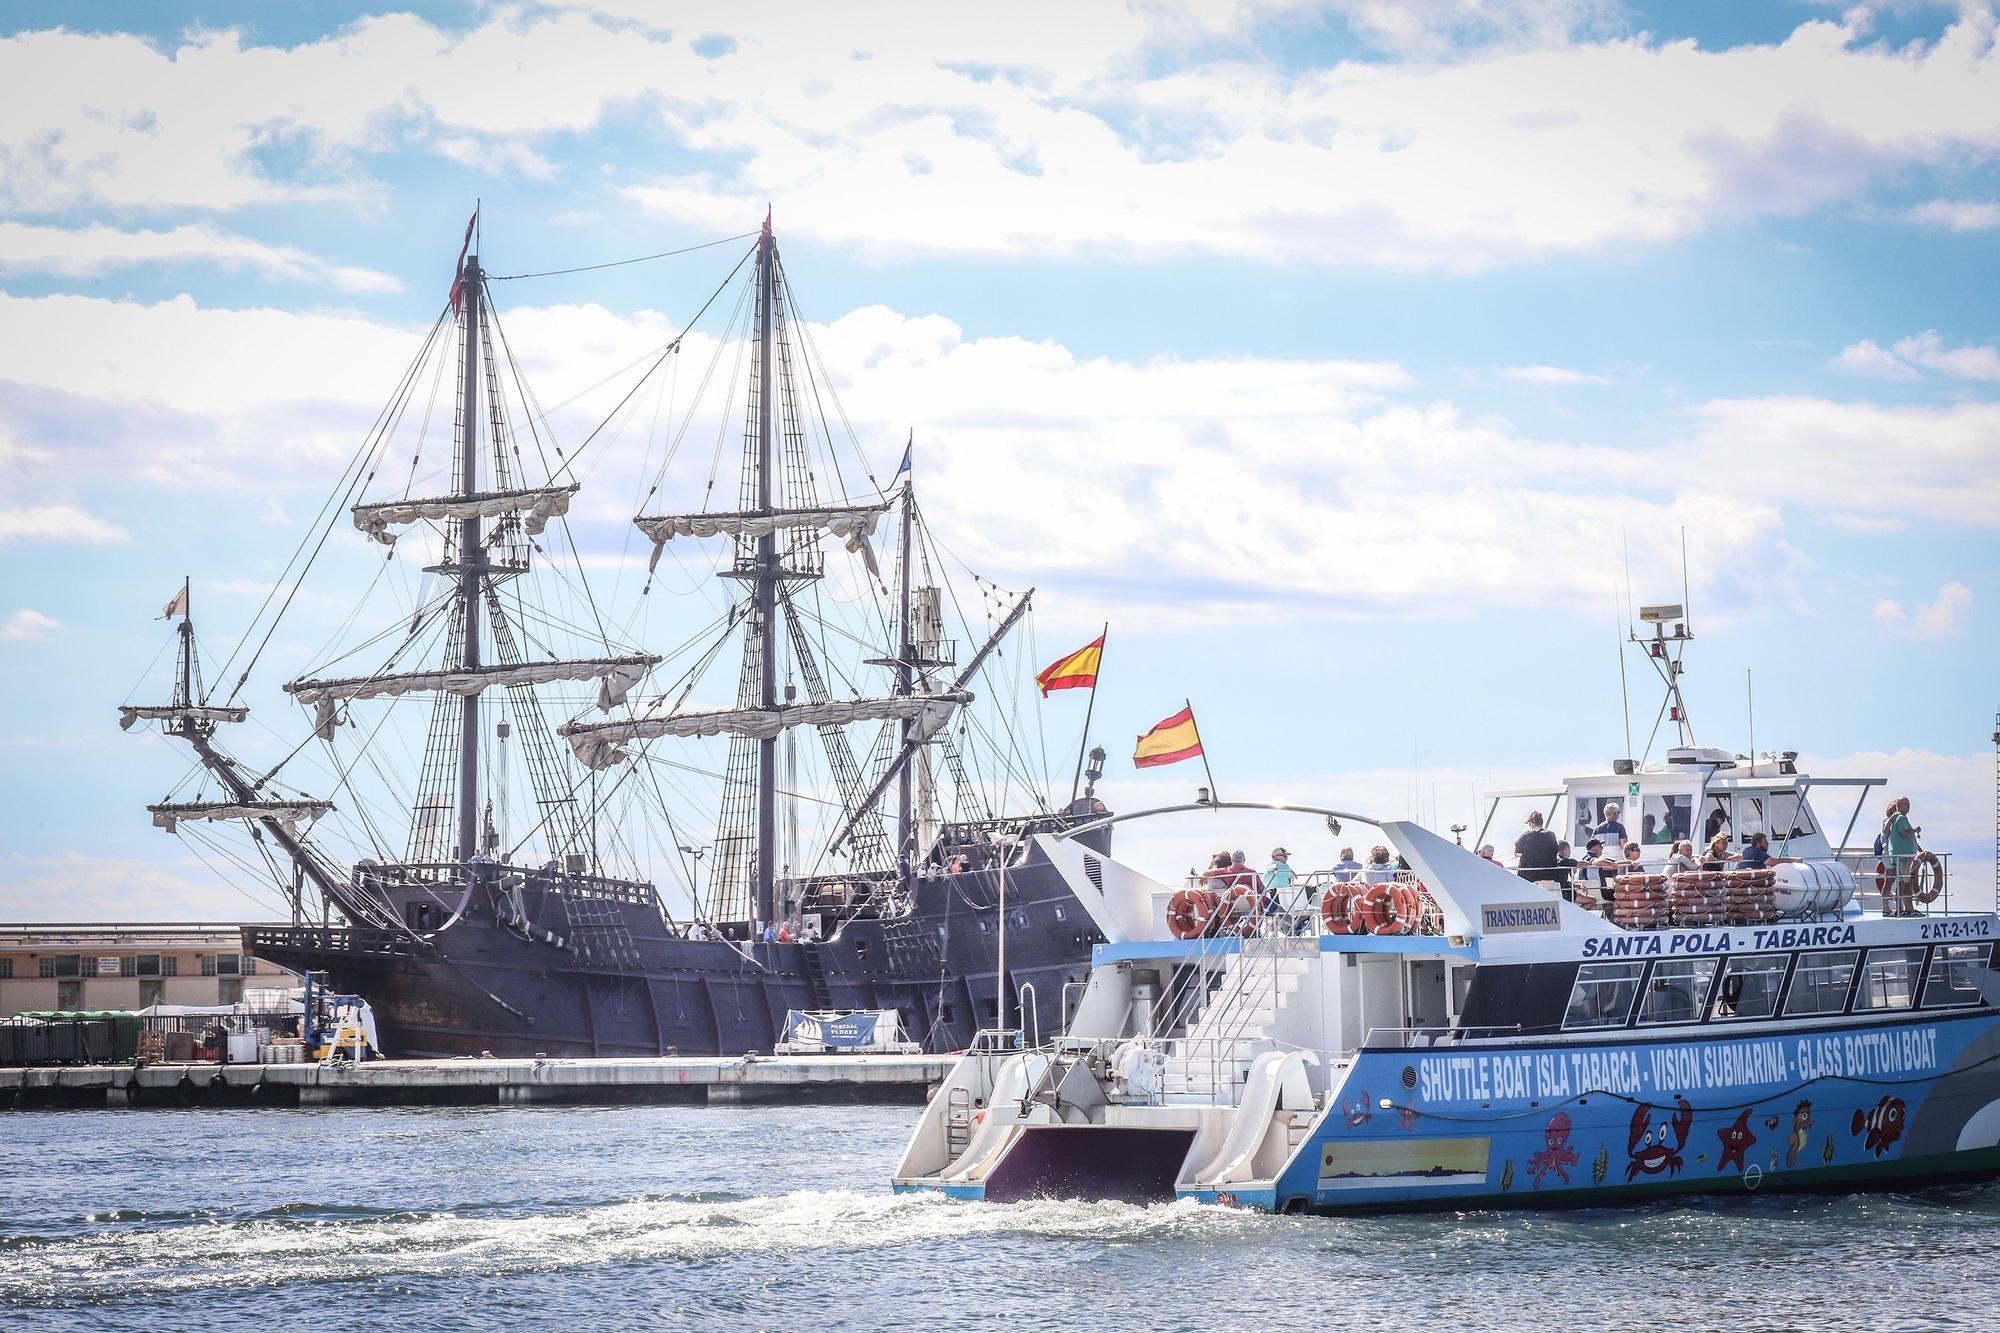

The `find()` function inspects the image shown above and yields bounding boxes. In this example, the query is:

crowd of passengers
[1187,794,1932,932]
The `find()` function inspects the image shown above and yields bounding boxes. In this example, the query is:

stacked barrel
[1612,869,1778,929]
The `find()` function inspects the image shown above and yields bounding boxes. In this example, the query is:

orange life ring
[1353,882,1415,935]
[1167,887,1219,939]
[1875,860,1891,894]
[1320,884,1355,935]
[1218,883,1260,936]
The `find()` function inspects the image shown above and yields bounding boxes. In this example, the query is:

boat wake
[1,1190,1260,1305]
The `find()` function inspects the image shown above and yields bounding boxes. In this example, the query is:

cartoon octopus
[1715,1108,1758,1173]
[1527,1111,1581,1188]
[1626,1096,1695,1181]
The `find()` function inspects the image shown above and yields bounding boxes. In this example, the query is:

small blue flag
[894,438,911,480]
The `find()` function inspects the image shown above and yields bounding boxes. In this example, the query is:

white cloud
[0,287,1797,622]
[0,850,288,922]
[0,609,62,641]
[1892,330,2000,381]
[1902,197,2000,232]
[1874,581,1974,639]
[0,221,401,292]
[3,8,2000,268]
[0,503,129,547]
[1687,396,2000,529]
[1837,329,2000,381]
[1830,337,1920,380]
[1499,364,1611,386]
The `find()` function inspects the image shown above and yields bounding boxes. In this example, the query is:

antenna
[1614,585,1633,761]
[1746,670,1755,777]
[1680,527,1693,636]
[1621,528,1637,637]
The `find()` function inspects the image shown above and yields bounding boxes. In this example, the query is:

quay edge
[0,1053,953,1109]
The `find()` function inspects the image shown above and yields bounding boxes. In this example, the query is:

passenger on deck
[1575,838,1613,908]
[1594,802,1629,844]
[776,920,795,944]
[1700,832,1735,872]
[1883,797,1921,917]
[1666,840,1699,875]
[1641,813,1673,845]
[1704,806,1730,844]
[1737,832,1798,871]
[1514,811,1560,885]
[1363,845,1397,883]
[1199,851,1232,891]
[1619,842,1647,874]
[1264,847,1294,921]
[760,921,779,943]
[1553,841,1578,898]
[1477,844,1500,864]
[1331,848,1362,882]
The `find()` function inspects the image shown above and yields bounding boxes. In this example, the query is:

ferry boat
[893,681,1995,1209]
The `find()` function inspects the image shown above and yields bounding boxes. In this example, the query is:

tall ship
[123,214,1112,1058]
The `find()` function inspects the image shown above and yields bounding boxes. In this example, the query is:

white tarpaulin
[560,690,969,769]
[117,704,248,731]
[635,503,887,577]
[353,485,580,546]
[287,655,658,707]
[148,800,332,835]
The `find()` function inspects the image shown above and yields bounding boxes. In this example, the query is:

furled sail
[149,799,333,835]
[634,503,888,576]
[287,655,659,707]
[353,485,580,547]
[559,690,970,770]
[117,704,249,731]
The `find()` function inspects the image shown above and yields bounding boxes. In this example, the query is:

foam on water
[5,1104,1999,1328]
[2,1184,1276,1303]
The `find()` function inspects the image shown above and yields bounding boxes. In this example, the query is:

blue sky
[1,1,1996,918]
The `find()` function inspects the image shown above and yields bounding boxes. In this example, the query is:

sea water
[2,1104,1996,1330]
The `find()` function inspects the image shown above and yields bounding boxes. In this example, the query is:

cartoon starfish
[1716,1108,1757,1173]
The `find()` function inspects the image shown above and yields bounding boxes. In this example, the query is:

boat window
[1782,950,1860,1016]
[1637,957,1721,1026]
[1562,961,1646,1029]
[1921,944,1994,1009]
[1571,796,1624,848]
[1640,794,1691,847]
[1734,794,1767,842]
[1854,948,1925,1010]
[1710,954,1789,1020]
[1766,790,1818,844]
[1700,794,1734,846]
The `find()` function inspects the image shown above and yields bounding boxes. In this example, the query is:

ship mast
[456,253,486,864]
[754,217,780,926]
[895,477,915,862]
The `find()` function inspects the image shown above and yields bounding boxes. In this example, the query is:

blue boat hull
[1238,1009,2000,1212]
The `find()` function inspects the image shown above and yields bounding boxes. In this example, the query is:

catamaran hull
[901,1011,2000,1212]
[246,856,1103,1059]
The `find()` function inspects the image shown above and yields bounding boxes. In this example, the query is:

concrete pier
[0,1053,953,1109]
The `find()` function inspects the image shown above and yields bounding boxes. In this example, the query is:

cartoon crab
[1343,1088,1373,1129]
[1715,1108,1757,1173]
[1527,1111,1581,1188]
[1625,1095,1695,1181]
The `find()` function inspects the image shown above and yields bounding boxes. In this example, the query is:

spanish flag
[1134,705,1203,768]
[1035,634,1104,696]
